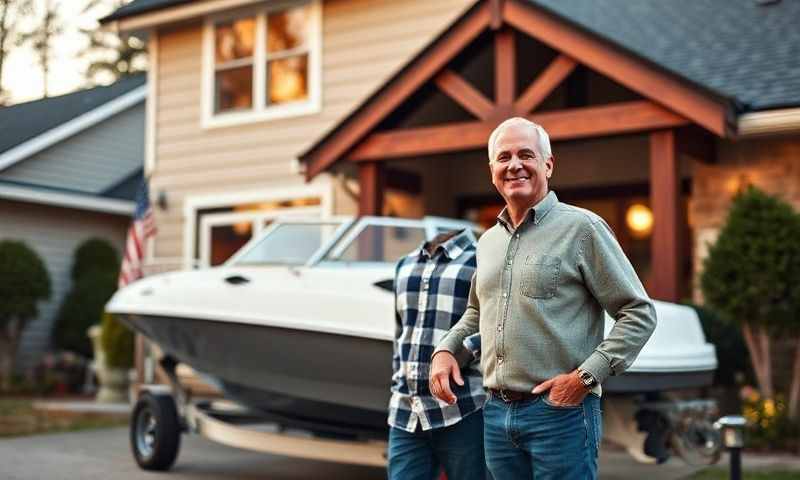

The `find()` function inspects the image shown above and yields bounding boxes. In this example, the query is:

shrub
[70,238,119,280]
[700,186,800,400]
[100,312,133,369]
[687,303,751,387]
[53,270,118,357]
[0,240,51,390]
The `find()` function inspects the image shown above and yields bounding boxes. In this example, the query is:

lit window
[207,1,319,125]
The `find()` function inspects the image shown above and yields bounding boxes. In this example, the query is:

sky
[4,0,109,104]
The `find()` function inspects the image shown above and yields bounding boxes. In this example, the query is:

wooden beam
[303,3,492,180]
[358,162,384,216]
[348,101,689,161]
[494,28,516,109]
[504,0,728,136]
[515,54,577,114]
[434,70,495,120]
[649,130,681,302]
[490,0,505,30]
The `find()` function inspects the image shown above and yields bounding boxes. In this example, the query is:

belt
[488,388,540,403]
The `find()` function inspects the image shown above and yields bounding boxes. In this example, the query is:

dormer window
[202,1,321,128]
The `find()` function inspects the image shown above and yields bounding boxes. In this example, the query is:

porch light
[625,204,653,238]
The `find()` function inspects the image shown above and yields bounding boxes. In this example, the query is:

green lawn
[0,397,127,438]
[690,468,800,479]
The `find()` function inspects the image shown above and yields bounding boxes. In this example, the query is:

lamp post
[713,415,747,480]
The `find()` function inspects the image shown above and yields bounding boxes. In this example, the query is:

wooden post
[649,129,681,301]
[358,162,384,216]
[494,28,515,112]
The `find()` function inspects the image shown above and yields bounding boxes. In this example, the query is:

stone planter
[88,325,130,404]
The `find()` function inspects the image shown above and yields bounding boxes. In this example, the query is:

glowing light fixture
[626,204,653,238]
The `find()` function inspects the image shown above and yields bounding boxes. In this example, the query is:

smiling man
[429,117,657,479]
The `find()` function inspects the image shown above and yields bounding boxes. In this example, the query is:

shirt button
[497,356,504,364]
[502,292,507,298]
[507,260,512,266]
[497,325,503,332]
[515,234,519,239]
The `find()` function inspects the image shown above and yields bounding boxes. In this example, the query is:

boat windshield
[322,223,427,264]
[231,221,344,266]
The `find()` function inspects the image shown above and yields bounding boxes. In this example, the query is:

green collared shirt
[435,191,656,394]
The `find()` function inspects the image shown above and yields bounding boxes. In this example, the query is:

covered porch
[301,0,731,302]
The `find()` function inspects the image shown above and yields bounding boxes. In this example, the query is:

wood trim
[303,3,492,179]
[348,100,689,161]
[358,162,384,216]
[515,54,577,114]
[434,70,495,120]
[649,129,680,301]
[490,0,505,30]
[494,28,515,108]
[145,31,158,177]
[111,0,262,31]
[503,0,728,136]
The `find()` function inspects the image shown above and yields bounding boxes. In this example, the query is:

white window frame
[201,0,322,129]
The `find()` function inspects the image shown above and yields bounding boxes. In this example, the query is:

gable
[0,103,145,194]
[300,0,729,179]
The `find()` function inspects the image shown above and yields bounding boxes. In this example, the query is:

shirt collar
[497,191,559,232]
[417,229,472,260]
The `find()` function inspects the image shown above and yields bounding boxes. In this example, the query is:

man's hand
[429,351,463,405]
[532,370,588,406]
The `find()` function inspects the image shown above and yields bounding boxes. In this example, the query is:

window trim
[201,0,322,129]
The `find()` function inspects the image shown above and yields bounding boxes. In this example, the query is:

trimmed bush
[54,270,118,357]
[0,240,51,389]
[100,312,133,369]
[701,186,800,332]
[71,237,119,280]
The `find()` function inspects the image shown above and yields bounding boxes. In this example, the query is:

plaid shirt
[388,230,486,433]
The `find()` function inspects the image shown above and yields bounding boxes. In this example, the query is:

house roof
[527,0,800,113]
[0,74,146,156]
[100,0,192,23]
[0,75,146,214]
[102,1,800,114]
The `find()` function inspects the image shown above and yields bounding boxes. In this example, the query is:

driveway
[0,427,702,480]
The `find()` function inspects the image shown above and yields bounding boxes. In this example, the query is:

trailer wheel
[130,392,182,471]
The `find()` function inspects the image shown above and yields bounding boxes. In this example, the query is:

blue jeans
[388,410,488,480]
[483,393,602,480]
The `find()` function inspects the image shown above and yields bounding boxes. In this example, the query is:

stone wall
[690,134,800,301]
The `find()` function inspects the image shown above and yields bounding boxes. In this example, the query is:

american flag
[118,181,157,287]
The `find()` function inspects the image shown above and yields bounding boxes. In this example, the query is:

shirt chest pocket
[520,254,561,299]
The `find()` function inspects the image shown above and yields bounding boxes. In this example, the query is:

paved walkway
[0,426,707,480]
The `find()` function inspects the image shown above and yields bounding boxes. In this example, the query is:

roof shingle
[527,0,800,112]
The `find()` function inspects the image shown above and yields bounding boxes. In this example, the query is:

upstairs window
[203,1,321,128]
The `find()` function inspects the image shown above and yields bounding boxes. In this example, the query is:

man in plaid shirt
[388,229,488,480]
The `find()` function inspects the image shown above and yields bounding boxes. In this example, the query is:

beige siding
[150,0,474,261]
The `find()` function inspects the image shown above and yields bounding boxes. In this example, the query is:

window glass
[215,65,253,112]
[209,3,314,118]
[267,5,309,53]
[268,54,308,104]
[233,222,341,266]
[215,17,255,62]
[210,223,252,266]
[326,225,426,263]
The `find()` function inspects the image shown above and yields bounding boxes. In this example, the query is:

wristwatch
[577,369,598,390]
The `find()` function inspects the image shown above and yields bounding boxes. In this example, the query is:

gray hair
[487,117,552,163]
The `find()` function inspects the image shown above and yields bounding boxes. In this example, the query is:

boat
[106,215,720,461]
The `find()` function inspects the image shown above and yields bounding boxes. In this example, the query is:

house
[101,0,800,302]
[0,75,146,371]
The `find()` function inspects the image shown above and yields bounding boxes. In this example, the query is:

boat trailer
[129,357,388,471]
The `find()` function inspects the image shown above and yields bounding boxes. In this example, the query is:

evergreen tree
[701,186,800,413]
[80,0,146,85]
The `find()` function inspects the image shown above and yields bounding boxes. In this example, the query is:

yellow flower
[763,399,776,418]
